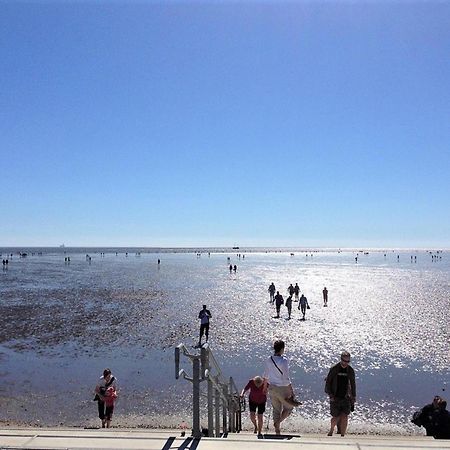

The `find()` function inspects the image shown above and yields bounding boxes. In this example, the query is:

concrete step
[0,428,449,449]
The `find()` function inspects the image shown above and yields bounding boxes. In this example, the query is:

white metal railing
[175,343,243,438]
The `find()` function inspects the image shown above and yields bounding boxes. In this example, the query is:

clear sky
[1,1,449,248]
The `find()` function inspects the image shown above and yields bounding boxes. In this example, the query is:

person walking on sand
[268,283,276,303]
[240,376,267,436]
[298,294,309,320]
[285,295,293,320]
[325,351,356,437]
[294,283,300,301]
[274,291,284,318]
[198,305,212,346]
[263,340,301,435]
[323,287,328,307]
[94,368,118,428]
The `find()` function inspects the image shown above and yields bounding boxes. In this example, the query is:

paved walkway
[0,428,449,449]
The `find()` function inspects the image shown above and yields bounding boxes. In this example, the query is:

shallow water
[0,248,448,434]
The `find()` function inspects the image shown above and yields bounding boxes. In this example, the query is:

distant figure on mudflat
[198,305,212,346]
[287,284,295,298]
[323,287,328,307]
[268,283,276,303]
[274,291,284,318]
[229,264,233,273]
[298,294,309,320]
[294,283,300,301]
[285,295,293,320]
[233,264,237,273]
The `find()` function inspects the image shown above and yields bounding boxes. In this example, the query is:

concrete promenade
[0,428,449,450]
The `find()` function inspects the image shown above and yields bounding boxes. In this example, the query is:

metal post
[203,348,214,437]
[215,378,221,437]
[236,396,242,432]
[222,384,228,432]
[192,357,201,438]
[229,377,235,432]
[175,347,180,379]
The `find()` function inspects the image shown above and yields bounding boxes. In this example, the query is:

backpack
[411,411,423,427]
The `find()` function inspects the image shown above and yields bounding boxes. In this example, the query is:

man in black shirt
[198,305,212,346]
[268,283,276,303]
[415,396,443,436]
[274,291,284,318]
[325,351,356,437]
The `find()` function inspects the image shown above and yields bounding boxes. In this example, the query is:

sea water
[0,247,448,434]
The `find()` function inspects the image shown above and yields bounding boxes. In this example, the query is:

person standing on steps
[263,340,301,435]
[240,375,267,436]
[94,368,118,428]
[325,351,356,437]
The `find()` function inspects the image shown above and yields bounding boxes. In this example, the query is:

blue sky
[1,1,449,248]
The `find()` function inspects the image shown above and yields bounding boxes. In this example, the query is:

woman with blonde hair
[240,375,267,436]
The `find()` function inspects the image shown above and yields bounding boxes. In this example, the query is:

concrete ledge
[0,428,449,449]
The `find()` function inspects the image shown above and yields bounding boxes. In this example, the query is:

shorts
[200,323,209,336]
[249,400,266,414]
[330,397,351,417]
[98,401,114,420]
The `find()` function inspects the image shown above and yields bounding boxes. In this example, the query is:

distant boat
[232,246,240,250]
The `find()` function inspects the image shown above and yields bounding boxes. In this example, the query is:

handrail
[204,369,228,403]
[175,343,242,438]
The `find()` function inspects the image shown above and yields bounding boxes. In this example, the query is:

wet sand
[0,249,448,434]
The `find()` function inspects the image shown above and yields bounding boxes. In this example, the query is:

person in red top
[240,376,267,436]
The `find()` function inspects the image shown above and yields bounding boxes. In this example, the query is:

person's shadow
[263,433,301,440]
